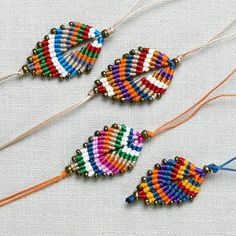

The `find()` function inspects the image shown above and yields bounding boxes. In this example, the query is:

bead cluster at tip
[126,156,208,207]
[65,124,144,178]
[93,47,176,103]
[22,22,104,80]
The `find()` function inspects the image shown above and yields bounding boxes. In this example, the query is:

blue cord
[208,157,236,173]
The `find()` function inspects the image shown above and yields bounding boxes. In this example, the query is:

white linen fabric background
[0,0,235,235]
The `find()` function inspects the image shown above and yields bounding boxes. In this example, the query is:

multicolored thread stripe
[96,48,176,102]
[26,22,104,79]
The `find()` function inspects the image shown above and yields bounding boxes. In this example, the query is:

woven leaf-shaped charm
[126,157,207,206]
[24,22,104,79]
[69,124,144,177]
[95,48,177,103]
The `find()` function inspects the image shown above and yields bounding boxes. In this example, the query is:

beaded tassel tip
[126,156,236,207]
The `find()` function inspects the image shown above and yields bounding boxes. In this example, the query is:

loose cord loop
[208,157,236,173]
[147,68,236,138]
[0,90,95,151]
[0,170,69,207]
[110,0,178,32]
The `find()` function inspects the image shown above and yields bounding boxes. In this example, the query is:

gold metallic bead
[76,149,82,155]
[71,156,77,162]
[130,98,135,103]
[157,93,162,99]
[94,173,99,178]
[112,95,118,101]
[94,79,101,85]
[65,165,74,175]
[175,156,179,162]
[169,200,174,206]
[203,165,211,174]
[189,196,194,201]
[84,172,89,178]
[140,97,145,103]
[177,200,183,205]
[114,59,121,65]
[119,170,125,175]
[111,123,119,129]
[101,29,109,38]
[129,49,135,55]
[120,97,125,103]
[134,191,139,200]
[147,170,152,175]
[77,69,82,77]
[101,71,107,77]
[66,73,71,79]
[27,56,33,63]
[75,170,81,176]
[31,70,36,76]
[172,58,180,67]
[104,126,108,131]
[162,159,168,165]
[83,143,88,148]
[123,53,129,59]
[93,87,99,94]
[141,176,147,182]
[88,136,93,142]
[69,22,75,26]
[138,46,144,52]
[136,185,143,191]
[148,97,154,103]
[144,199,150,205]
[50,28,57,34]
[128,164,133,171]
[94,130,100,136]
[102,172,107,177]
[107,65,113,71]
[109,173,113,177]
[154,163,161,170]
[44,35,49,40]
[141,130,149,140]
[60,25,65,30]
[154,200,158,206]
[102,92,108,98]
[32,48,37,54]
[21,65,29,74]
[36,42,42,48]
[85,65,92,73]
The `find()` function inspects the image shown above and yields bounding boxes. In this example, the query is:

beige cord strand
[0,71,23,83]
[0,91,95,151]
[111,0,178,30]
[178,17,236,61]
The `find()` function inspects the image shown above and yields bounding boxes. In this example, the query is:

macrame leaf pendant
[126,157,207,206]
[25,22,104,79]
[95,48,176,103]
[70,124,144,177]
